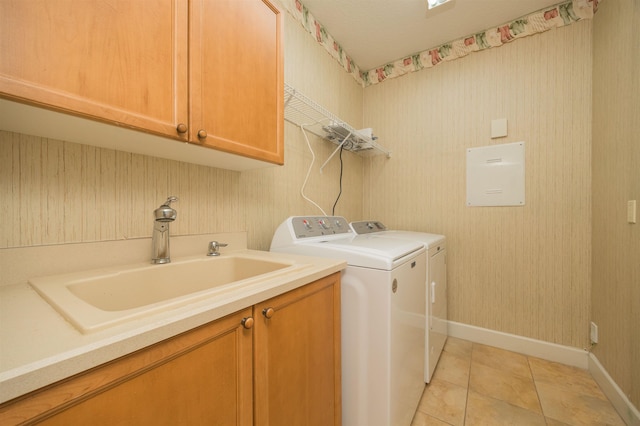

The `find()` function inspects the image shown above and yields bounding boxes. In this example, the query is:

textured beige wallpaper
[0,10,365,252]
[363,21,593,349]
[0,131,244,247]
[592,0,640,409]
[240,8,365,250]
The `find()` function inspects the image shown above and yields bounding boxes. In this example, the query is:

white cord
[300,124,328,216]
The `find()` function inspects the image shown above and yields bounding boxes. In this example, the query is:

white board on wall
[466,141,525,207]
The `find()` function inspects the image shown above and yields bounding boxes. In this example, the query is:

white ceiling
[300,0,563,70]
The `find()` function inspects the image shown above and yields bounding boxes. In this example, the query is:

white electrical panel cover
[466,142,525,206]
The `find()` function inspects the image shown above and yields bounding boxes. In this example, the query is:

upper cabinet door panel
[190,0,284,165]
[0,0,189,139]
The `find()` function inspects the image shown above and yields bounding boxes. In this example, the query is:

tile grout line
[462,342,474,425]
[526,354,549,425]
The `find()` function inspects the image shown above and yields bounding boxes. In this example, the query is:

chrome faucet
[151,196,178,264]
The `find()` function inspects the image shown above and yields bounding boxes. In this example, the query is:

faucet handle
[207,241,228,256]
[163,196,178,206]
[155,196,178,222]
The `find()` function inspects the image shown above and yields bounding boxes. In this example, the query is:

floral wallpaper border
[281,0,600,87]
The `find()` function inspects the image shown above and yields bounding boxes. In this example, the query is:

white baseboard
[589,353,640,426]
[447,321,640,425]
[447,320,588,368]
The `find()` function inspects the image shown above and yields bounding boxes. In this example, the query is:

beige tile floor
[411,337,626,426]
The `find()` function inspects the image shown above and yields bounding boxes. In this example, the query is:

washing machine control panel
[350,220,387,234]
[291,216,351,238]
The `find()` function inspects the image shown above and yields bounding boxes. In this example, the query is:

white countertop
[0,248,345,403]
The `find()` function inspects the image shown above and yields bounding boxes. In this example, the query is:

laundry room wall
[591,0,640,410]
[362,21,593,349]
[0,4,364,255]
[239,6,365,250]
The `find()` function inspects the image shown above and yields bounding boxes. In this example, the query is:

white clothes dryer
[271,216,427,426]
[350,221,447,383]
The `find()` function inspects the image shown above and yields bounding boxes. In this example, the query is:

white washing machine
[350,221,447,383]
[271,216,427,426]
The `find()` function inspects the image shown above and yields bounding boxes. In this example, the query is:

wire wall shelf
[284,83,391,158]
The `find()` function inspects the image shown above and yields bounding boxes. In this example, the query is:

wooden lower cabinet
[0,273,341,425]
[254,273,341,426]
[0,308,253,426]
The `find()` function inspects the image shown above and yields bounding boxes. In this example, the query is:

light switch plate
[590,321,598,344]
[491,118,507,139]
[628,200,636,224]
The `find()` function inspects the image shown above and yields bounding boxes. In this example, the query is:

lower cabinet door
[254,273,342,426]
[1,309,253,426]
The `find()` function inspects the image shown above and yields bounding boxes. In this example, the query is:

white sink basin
[29,253,309,334]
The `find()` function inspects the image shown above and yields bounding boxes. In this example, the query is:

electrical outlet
[590,321,598,344]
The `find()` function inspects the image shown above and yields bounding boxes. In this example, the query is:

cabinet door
[190,0,284,164]
[0,0,189,140]
[254,273,342,426]
[0,309,253,426]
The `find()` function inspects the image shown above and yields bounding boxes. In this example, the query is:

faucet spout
[152,196,178,264]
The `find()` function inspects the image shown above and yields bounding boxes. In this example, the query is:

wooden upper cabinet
[0,0,189,140]
[0,0,284,166]
[190,0,284,165]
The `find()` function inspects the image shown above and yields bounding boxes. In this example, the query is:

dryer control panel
[291,216,351,238]
[350,220,387,234]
